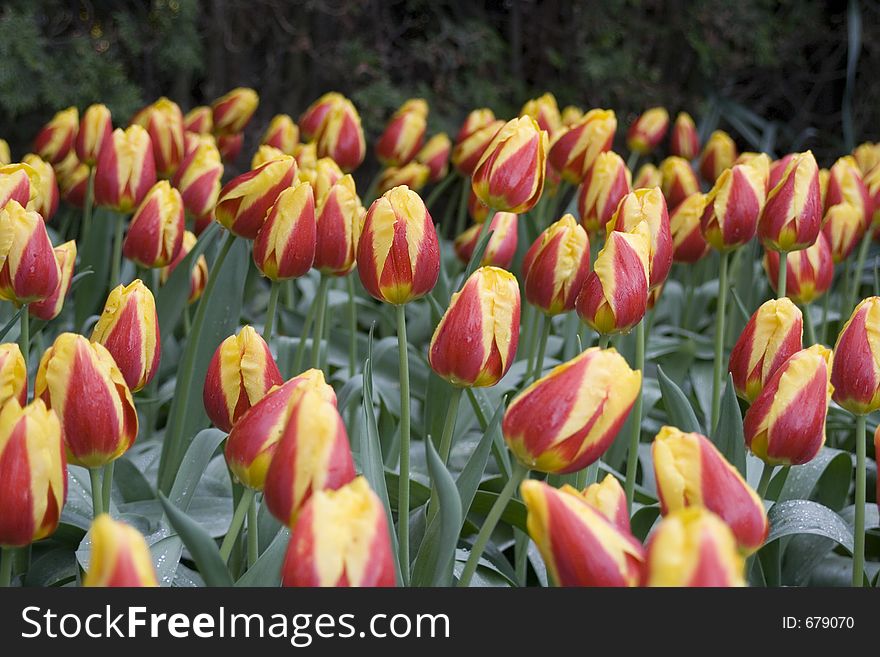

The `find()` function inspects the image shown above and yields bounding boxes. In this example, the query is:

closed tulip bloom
[503,347,642,473]
[214,155,297,239]
[759,151,822,252]
[467,188,491,223]
[577,150,631,234]
[172,136,223,222]
[763,232,833,305]
[831,297,880,415]
[375,99,428,167]
[75,104,113,166]
[0,162,40,210]
[521,479,644,587]
[217,132,244,163]
[576,222,651,335]
[660,156,700,210]
[608,187,673,289]
[29,241,76,321]
[581,474,630,533]
[429,267,520,388]
[315,175,362,277]
[825,156,872,228]
[627,107,669,155]
[548,109,617,184]
[33,107,78,165]
[729,298,803,402]
[0,343,26,407]
[653,426,768,553]
[132,97,185,177]
[83,515,158,587]
[253,182,316,281]
[453,212,518,270]
[520,92,562,136]
[299,92,345,141]
[523,214,590,315]
[632,163,661,189]
[159,230,208,304]
[314,98,366,172]
[184,106,213,135]
[415,133,451,182]
[211,87,258,135]
[0,140,8,165]
[767,154,795,193]
[822,202,864,263]
[94,125,157,213]
[357,186,439,305]
[561,105,584,127]
[744,345,833,465]
[451,119,504,177]
[669,111,700,161]
[35,333,137,467]
[670,192,710,263]
[853,142,880,175]
[643,508,745,587]
[281,477,394,587]
[456,108,496,143]
[0,398,65,547]
[865,166,880,228]
[261,114,299,154]
[122,180,185,269]
[203,325,284,433]
[473,117,548,213]
[251,145,285,170]
[21,154,59,221]
[0,200,60,304]
[299,156,340,198]
[376,162,431,196]
[700,157,768,252]
[699,130,737,183]
[58,156,89,208]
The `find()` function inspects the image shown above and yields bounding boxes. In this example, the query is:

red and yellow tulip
[261,114,299,155]
[607,187,672,289]
[699,130,737,183]
[214,155,297,239]
[0,200,60,305]
[830,297,880,415]
[577,150,632,234]
[0,343,26,407]
[453,212,518,270]
[627,107,669,155]
[659,156,700,211]
[211,87,259,135]
[34,107,78,165]
[172,135,223,222]
[825,156,872,228]
[159,230,208,305]
[122,180,185,269]
[184,106,213,136]
[132,97,186,177]
[314,98,366,172]
[523,214,590,315]
[758,151,822,252]
[456,108,496,143]
[633,163,661,189]
[415,133,451,183]
[669,111,700,161]
[83,515,158,587]
[376,162,431,196]
[763,231,834,305]
[299,92,345,141]
[581,474,630,533]
[699,155,768,252]
[547,109,617,184]
[822,202,864,263]
[451,119,504,177]
[520,92,562,137]
[375,99,428,167]
[94,125,157,213]
[75,104,113,167]
[28,241,76,321]
[21,154,59,221]
[0,162,40,210]
[314,174,362,277]
[252,181,316,281]
[669,192,710,263]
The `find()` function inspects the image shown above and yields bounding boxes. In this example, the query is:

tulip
[299,92,345,141]
[172,136,223,223]
[122,180,185,269]
[300,157,342,200]
[456,108,496,143]
[211,87,259,135]
[763,234,832,308]
[451,119,504,177]
[35,333,138,468]
[376,162,431,196]
[700,156,768,252]
[607,187,672,289]
[699,130,737,183]
[184,106,213,135]
[670,192,710,263]
[577,150,632,234]
[581,474,630,533]
[253,181,316,281]
[831,297,880,415]
[659,156,700,210]
[0,162,39,210]
[29,241,76,321]
[94,125,157,213]
[0,200,60,305]
[82,515,158,587]
[523,214,590,315]
[627,107,669,155]
[217,132,243,163]
[561,105,584,127]
[728,298,803,403]
[822,202,864,263]
[21,153,59,221]
[758,151,822,253]
[132,97,185,177]
[375,99,428,167]
[632,163,661,190]
[76,104,113,166]
[853,142,880,176]
[415,133,451,183]
[57,156,89,208]
[159,230,208,304]
[203,325,284,433]
[547,109,617,184]
[429,266,520,388]
[576,222,651,335]
[0,343,26,407]
[251,145,285,170]
[33,107,78,165]
[825,156,872,227]
[0,140,8,166]
[643,508,746,586]
[653,426,768,553]
[744,344,833,465]
[314,98,366,172]
[214,155,297,239]
[865,165,880,228]
[520,92,562,136]
[314,175,362,276]
[453,212,518,270]
[281,477,394,587]
[521,479,644,587]
[0,399,65,548]
[467,188,491,223]
[261,114,299,154]
[669,111,700,161]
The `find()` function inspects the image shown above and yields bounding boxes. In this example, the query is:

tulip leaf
[470,489,528,533]
[169,428,227,511]
[712,374,747,476]
[764,499,854,554]
[460,223,493,287]
[657,366,702,434]
[777,447,852,511]
[235,526,289,587]
[0,306,24,342]
[456,399,506,517]
[74,207,115,331]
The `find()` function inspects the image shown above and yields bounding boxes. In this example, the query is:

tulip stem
[110,213,124,290]
[524,306,538,375]
[292,293,317,375]
[81,167,96,243]
[756,462,775,499]
[846,229,873,317]
[777,252,787,299]
[247,495,259,569]
[853,413,867,586]
[425,173,456,212]
[89,467,103,518]
[101,461,114,517]
[311,276,331,372]
[802,304,817,346]
[395,304,412,585]
[821,284,832,344]
[347,276,358,377]
[624,318,645,512]
[598,334,610,349]
[458,460,528,587]
[532,313,552,382]
[711,251,730,432]
[454,176,469,240]
[263,281,281,341]
[18,307,29,373]
[219,487,256,564]
[626,151,640,173]
[427,385,465,524]
[0,548,12,587]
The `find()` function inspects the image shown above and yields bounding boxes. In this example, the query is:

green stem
[247,494,259,569]
[284,279,296,309]
[438,386,464,464]
[853,413,867,586]
[821,283,832,344]
[846,229,873,317]
[711,251,730,432]
[89,467,103,518]
[81,167,96,243]
[424,173,456,211]
[803,304,817,345]
[0,548,12,587]
[524,306,538,374]
[347,275,358,377]
[514,530,529,586]
[263,280,281,341]
[624,318,645,511]
[458,461,528,587]
[110,213,124,290]
[626,151,640,173]
[219,487,256,563]
[777,251,787,299]
[532,313,552,382]
[183,306,192,335]
[454,176,469,240]
[102,461,114,516]
[292,293,317,375]
[396,304,412,585]
[598,334,610,349]
[311,276,330,371]
[756,462,775,499]
[18,307,28,373]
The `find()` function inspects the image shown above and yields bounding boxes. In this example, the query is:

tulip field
[1,87,879,590]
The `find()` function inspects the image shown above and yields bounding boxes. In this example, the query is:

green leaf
[23,547,77,587]
[74,207,115,331]
[0,306,24,342]
[765,500,853,554]
[112,457,155,503]
[456,400,505,516]
[235,527,289,587]
[657,366,702,433]
[777,447,852,511]
[169,428,227,512]
[712,374,746,476]
[470,489,527,533]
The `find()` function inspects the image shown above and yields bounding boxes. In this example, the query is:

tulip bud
[653,426,768,553]
[0,200,60,304]
[203,325,284,433]
[577,150,632,234]
[184,106,213,135]
[159,230,208,304]
[670,192,710,263]
[632,163,661,190]
[0,162,39,210]
[21,153,60,221]
[94,125,157,213]
[0,398,64,547]
[763,232,834,305]
[357,185,439,305]
[643,508,745,587]
[250,145,285,170]
[83,515,158,587]
[659,156,700,210]
[315,175,362,277]
[132,97,185,177]
[503,347,642,473]
[670,111,700,161]
[853,142,880,175]
[253,182,316,281]
[376,162,431,196]
[825,156,872,228]
[34,107,78,165]
[627,107,669,155]
[211,87,258,135]
[699,130,737,183]
[520,92,562,136]
[76,104,113,166]
[521,479,644,586]
[607,187,673,289]
[171,135,223,225]
[416,133,451,182]
[281,477,395,587]
[429,267,520,388]
[561,105,584,127]
[121,180,185,269]
[831,297,880,415]
[456,108,496,143]
[376,99,428,167]
[822,202,864,263]
[453,212,518,270]
[299,92,345,141]
[0,344,26,407]
[57,156,89,208]
[214,155,297,239]
[865,165,880,228]
[217,132,244,163]
[766,154,794,194]
[451,119,504,177]
[261,114,299,154]
[523,214,590,315]
[700,157,768,252]
[581,474,629,533]
[29,241,76,321]
[744,345,833,465]
[302,157,344,203]
[576,223,651,335]
[759,151,822,252]
[0,140,8,166]
[729,298,803,402]
[314,98,366,172]
[547,109,617,184]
